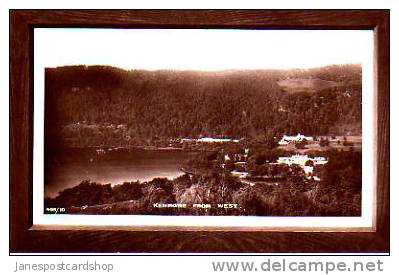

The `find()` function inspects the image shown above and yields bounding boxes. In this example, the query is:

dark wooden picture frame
[10,9,389,253]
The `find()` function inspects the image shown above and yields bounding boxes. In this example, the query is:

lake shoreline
[45,147,198,198]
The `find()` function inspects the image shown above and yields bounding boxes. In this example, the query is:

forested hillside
[45,64,361,148]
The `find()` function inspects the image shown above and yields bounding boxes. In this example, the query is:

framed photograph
[10,10,389,253]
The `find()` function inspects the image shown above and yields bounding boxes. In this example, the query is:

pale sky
[34,28,373,71]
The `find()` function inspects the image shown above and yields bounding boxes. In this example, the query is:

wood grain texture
[10,11,34,252]
[375,12,390,242]
[16,231,389,253]
[9,10,388,28]
[9,10,389,253]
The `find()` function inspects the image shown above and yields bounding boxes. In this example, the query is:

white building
[96,148,106,155]
[277,154,313,166]
[278,133,313,145]
[277,154,327,167]
[181,137,240,143]
[303,165,314,175]
[197,137,239,143]
[313,156,328,165]
[231,171,249,178]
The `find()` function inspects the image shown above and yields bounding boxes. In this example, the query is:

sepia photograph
[38,29,372,220]
[24,26,378,232]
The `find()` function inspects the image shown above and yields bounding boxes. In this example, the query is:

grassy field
[277,78,341,93]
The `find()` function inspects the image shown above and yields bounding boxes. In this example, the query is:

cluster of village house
[179,133,314,146]
[179,135,327,182]
[276,154,327,181]
[275,134,327,181]
[227,153,327,181]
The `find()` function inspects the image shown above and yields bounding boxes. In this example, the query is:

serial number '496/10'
[45,207,65,214]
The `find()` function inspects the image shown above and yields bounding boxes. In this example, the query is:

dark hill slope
[45,64,361,148]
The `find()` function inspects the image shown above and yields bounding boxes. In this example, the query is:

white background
[35,29,370,70]
[1,1,396,275]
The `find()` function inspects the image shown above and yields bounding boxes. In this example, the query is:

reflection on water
[45,148,196,198]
